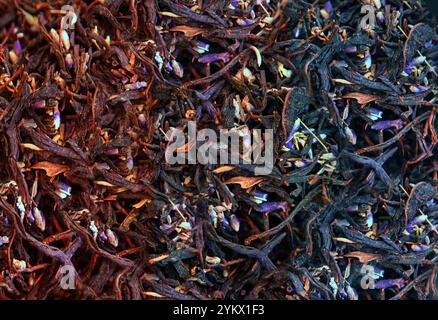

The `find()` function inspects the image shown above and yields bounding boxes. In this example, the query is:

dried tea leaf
[343,92,380,104]
[159,11,182,18]
[21,143,43,151]
[170,26,206,37]
[213,166,236,174]
[32,162,69,177]
[133,198,151,209]
[344,251,381,263]
[96,181,116,187]
[224,176,265,189]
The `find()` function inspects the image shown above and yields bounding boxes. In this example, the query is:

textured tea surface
[0,0,437,300]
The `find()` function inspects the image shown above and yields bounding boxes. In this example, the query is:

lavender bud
[376,11,385,24]
[345,205,359,212]
[57,181,72,199]
[105,148,119,156]
[367,107,383,120]
[364,53,372,69]
[171,60,184,78]
[125,81,147,90]
[294,160,310,168]
[14,39,22,55]
[251,190,268,204]
[65,53,74,69]
[33,207,46,231]
[344,46,357,54]
[138,114,146,126]
[236,18,255,26]
[106,229,119,247]
[53,107,61,130]
[404,214,428,234]
[205,256,221,265]
[411,244,429,252]
[61,29,70,51]
[9,51,19,64]
[294,28,301,38]
[33,100,46,109]
[28,210,35,223]
[49,28,60,44]
[345,127,357,145]
[193,40,210,54]
[127,156,134,171]
[230,214,240,232]
[409,85,428,93]
[365,211,373,229]
[412,56,427,66]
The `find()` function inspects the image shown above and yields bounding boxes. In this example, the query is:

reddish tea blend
[0,0,437,300]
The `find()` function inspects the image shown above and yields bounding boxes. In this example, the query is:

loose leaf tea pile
[0,0,437,300]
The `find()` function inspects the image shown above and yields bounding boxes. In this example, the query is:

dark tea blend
[0,0,437,300]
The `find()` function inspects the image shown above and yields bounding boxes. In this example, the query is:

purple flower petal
[236,18,255,26]
[65,53,74,70]
[411,244,429,252]
[230,214,240,232]
[345,205,359,212]
[14,39,22,55]
[375,278,405,289]
[196,100,216,120]
[257,201,288,213]
[344,46,357,54]
[371,119,403,131]
[325,1,333,12]
[33,100,46,109]
[409,85,428,93]
[198,52,231,64]
[53,108,61,130]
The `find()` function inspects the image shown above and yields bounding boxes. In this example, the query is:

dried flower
[371,119,403,131]
[325,1,333,12]
[198,52,231,64]
[171,60,184,78]
[33,100,46,109]
[193,40,210,54]
[230,214,240,232]
[411,244,429,252]
[0,236,8,246]
[258,201,288,213]
[366,107,383,120]
[106,229,119,247]
[13,259,27,272]
[125,81,147,90]
[375,278,405,289]
[206,256,221,265]
[14,39,22,55]
[65,53,74,69]
[409,85,428,93]
[344,127,357,145]
[9,51,19,64]
[56,181,72,199]
[61,29,70,50]
[33,208,46,231]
